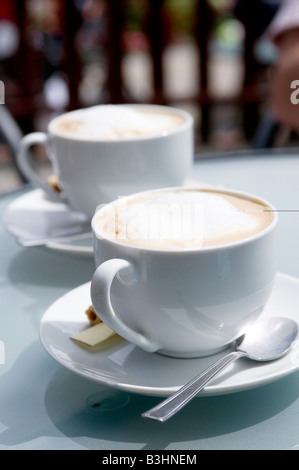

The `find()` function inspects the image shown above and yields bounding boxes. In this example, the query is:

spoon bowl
[236,317,298,361]
[142,317,298,422]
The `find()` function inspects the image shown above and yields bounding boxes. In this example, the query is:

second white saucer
[3,188,93,255]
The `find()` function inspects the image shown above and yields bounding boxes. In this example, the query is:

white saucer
[39,272,299,397]
[3,189,93,255]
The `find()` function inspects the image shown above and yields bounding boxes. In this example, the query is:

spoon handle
[142,350,245,422]
[18,231,92,247]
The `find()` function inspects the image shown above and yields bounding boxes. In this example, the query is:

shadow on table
[6,248,95,333]
[43,368,299,450]
[0,341,298,450]
[7,246,95,290]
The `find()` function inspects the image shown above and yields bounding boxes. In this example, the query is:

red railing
[1,0,272,142]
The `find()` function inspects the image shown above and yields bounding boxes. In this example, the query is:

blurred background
[0,0,297,194]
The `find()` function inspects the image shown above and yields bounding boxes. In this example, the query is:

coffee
[52,105,186,140]
[95,189,273,249]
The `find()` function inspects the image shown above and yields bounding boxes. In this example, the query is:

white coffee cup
[17,104,194,218]
[90,186,278,358]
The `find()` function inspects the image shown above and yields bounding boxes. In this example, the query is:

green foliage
[164,0,198,35]
[126,0,198,35]
[126,0,148,32]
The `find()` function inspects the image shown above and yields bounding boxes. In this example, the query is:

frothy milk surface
[96,190,273,249]
[52,106,185,140]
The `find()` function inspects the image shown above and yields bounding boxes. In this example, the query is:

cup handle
[17,132,64,201]
[90,258,159,353]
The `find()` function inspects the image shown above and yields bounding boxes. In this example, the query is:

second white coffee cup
[17,104,194,218]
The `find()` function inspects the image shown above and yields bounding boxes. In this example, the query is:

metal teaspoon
[142,317,298,422]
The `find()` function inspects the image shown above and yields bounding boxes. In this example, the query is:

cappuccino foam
[96,190,273,249]
[52,106,185,140]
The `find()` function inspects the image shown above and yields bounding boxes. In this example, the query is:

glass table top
[1,152,299,450]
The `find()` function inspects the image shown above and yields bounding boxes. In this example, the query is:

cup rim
[48,104,193,143]
[92,186,279,254]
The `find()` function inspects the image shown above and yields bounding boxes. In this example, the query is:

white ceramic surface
[17,105,194,218]
[39,272,299,397]
[91,186,279,358]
